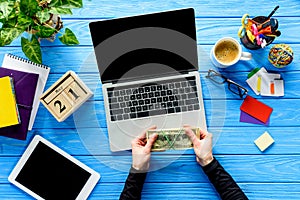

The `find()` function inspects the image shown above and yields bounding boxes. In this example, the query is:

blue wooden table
[1,0,300,199]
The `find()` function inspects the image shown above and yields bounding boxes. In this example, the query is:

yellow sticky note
[254,131,274,151]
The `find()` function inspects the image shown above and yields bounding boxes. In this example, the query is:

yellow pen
[257,76,262,93]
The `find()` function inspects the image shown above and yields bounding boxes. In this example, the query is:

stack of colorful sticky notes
[0,77,20,128]
[240,95,273,126]
[246,67,284,97]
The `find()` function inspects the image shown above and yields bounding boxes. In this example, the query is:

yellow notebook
[0,76,20,128]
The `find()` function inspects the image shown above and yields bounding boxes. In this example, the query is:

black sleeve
[119,167,147,200]
[202,157,249,200]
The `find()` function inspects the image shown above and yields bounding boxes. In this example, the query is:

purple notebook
[0,68,38,140]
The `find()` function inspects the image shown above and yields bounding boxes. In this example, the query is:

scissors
[238,14,250,38]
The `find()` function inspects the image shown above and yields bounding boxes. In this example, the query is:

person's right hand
[131,125,158,172]
[185,126,214,167]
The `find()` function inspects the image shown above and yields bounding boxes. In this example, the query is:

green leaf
[59,28,79,45]
[1,7,19,28]
[50,0,83,9]
[1,17,18,28]
[0,28,23,46]
[50,7,73,15]
[17,14,34,29]
[6,7,18,20]
[0,1,14,20]
[36,9,51,24]
[34,25,56,38]
[21,36,42,64]
[20,0,39,16]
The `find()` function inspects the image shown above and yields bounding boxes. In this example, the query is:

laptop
[89,8,207,152]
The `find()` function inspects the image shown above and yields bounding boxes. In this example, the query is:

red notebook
[240,95,273,123]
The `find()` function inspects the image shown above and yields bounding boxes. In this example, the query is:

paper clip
[257,76,262,93]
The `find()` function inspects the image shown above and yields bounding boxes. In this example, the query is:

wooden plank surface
[1,0,300,199]
[1,182,300,200]
[5,17,300,47]
[1,155,300,183]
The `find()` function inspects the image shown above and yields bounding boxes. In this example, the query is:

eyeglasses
[205,69,248,98]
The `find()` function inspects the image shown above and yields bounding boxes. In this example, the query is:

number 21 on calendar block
[40,71,93,122]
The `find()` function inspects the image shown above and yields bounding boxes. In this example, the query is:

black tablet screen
[15,142,91,200]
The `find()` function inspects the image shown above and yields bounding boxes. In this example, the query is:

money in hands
[146,128,200,151]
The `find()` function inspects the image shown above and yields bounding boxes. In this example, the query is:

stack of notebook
[0,54,50,140]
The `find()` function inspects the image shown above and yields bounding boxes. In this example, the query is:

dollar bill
[146,128,200,151]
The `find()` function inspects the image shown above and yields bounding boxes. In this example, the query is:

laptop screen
[89,8,198,83]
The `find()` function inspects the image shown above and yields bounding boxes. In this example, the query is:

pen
[267,6,279,19]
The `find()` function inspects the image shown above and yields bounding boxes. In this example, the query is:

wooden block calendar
[40,71,93,122]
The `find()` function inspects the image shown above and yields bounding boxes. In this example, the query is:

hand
[185,126,214,167]
[131,125,158,172]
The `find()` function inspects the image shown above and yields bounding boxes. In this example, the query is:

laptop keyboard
[107,76,200,121]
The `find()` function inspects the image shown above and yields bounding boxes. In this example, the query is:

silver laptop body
[89,8,207,152]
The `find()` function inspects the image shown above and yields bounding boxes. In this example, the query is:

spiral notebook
[2,54,50,130]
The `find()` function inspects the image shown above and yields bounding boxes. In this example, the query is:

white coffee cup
[210,37,252,68]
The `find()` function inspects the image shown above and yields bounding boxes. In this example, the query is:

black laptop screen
[89,8,198,83]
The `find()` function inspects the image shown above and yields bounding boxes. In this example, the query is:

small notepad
[2,54,50,130]
[254,131,274,151]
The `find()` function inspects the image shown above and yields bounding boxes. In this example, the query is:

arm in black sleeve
[202,157,248,200]
[119,167,147,200]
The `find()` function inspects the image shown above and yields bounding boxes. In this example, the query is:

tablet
[8,135,100,200]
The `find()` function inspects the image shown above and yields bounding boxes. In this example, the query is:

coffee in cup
[210,37,252,68]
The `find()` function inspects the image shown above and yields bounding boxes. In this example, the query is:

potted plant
[0,0,82,64]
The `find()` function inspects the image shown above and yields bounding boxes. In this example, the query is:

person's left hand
[131,125,158,172]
